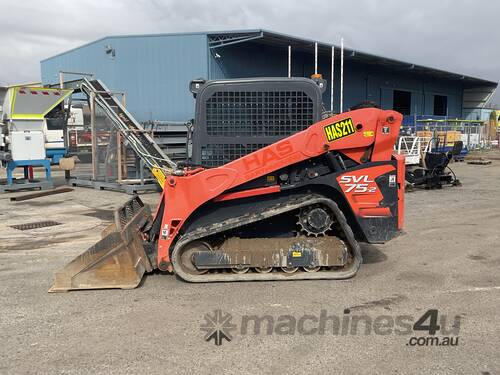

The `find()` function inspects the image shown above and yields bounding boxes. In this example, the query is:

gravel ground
[0,160,499,375]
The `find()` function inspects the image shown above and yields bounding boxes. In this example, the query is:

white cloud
[1,0,498,103]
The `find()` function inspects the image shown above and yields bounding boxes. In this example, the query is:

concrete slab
[0,159,499,374]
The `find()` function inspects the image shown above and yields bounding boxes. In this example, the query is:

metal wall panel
[41,31,484,122]
[210,41,465,117]
[41,34,208,122]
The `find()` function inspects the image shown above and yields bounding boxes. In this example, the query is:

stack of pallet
[416,131,462,146]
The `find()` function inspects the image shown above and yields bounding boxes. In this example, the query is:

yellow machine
[490,110,500,134]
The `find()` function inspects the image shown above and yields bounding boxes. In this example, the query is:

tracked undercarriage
[172,195,362,282]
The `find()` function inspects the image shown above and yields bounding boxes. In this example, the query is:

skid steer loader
[49,78,404,292]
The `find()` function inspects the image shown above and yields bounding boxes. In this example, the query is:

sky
[1,0,499,104]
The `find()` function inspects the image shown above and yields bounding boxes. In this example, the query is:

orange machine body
[154,108,404,268]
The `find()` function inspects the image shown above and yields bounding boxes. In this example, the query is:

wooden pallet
[467,159,492,165]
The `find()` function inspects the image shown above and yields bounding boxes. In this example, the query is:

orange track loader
[50,105,404,291]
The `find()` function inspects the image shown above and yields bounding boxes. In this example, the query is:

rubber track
[171,194,362,282]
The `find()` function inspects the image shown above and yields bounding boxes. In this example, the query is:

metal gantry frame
[58,73,175,194]
[83,79,176,181]
[208,31,264,49]
[87,87,127,181]
[82,79,174,171]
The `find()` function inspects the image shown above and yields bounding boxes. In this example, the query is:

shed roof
[42,28,497,88]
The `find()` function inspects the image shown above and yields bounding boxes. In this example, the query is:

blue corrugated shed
[41,29,497,122]
[42,33,208,121]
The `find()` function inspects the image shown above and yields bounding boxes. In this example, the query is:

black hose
[446,165,458,183]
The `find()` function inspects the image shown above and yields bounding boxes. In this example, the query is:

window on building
[46,118,65,130]
[393,90,411,115]
[433,95,448,116]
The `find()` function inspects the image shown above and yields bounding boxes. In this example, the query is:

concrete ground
[0,159,499,375]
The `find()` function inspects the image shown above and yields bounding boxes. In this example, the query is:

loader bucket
[49,196,154,292]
